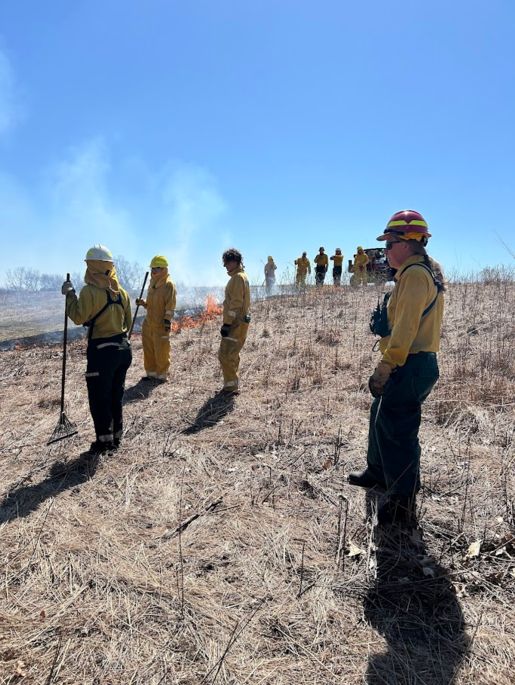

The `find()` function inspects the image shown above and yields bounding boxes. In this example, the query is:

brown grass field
[0,279,514,684]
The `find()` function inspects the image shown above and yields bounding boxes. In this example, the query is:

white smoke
[0,137,232,286]
[159,164,230,286]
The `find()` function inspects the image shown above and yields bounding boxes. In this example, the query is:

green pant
[366,352,439,497]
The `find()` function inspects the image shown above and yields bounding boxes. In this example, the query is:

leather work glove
[135,298,146,307]
[61,280,74,295]
[368,361,393,398]
[220,323,231,338]
[163,319,171,333]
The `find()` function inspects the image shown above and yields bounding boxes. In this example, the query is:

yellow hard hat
[357,246,364,251]
[150,255,168,268]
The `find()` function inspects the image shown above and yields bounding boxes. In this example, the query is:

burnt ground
[0,281,514,684]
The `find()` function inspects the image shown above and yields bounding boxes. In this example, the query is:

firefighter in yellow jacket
[330,248,344,286]
[136,255,177,381]
[353,246,369,285]
[294,252,311,287]
[61,245,132,454]
[219,248,251,394]
[314,247,329,285]
[348,211,445,526]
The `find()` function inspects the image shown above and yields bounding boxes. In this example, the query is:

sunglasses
[385,241,400,251]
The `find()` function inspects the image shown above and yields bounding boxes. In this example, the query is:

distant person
[353,246,369,286]
[61,245,132,454]
[330,248,344,286]
[219,248,251,394]
[294,252,311,288]
[314,247,328,286]
[264,256,277,295]
[135,255,177,382]
[348,210,445,526]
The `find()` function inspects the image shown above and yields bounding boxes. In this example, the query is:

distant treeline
[1,256,145,292]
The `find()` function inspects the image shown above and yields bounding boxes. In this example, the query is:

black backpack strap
[401,263,440,319]
[85,291,123,341]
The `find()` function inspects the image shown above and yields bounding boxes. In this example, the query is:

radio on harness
[369,261,443,339]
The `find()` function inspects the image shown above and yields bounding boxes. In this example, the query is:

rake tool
[128,271,149,340]
[47,273,78,445]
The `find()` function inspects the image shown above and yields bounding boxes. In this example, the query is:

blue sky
[1,0,514,285]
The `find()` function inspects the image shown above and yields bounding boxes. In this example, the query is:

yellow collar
[395,255,425,280]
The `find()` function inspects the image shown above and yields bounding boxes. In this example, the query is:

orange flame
[172,295,222,333]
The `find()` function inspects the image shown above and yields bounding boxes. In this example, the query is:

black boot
[348,469,385,490]
[87,440,114,455]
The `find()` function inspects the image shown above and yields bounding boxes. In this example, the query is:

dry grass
[0,279,514,684]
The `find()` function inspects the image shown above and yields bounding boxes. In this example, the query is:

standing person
[348,210,445,526]
[61,245,132,454]
[264,256,277,295]
[219,248,251,394]
[314,247,328,286]
[294,252,311,288]
[136,255,177,382]
[353,246,369,286]
[330,248,344,286]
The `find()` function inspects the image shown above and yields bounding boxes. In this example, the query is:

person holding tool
[135,255,177,382]
[61,245,132,454]
[348,210,445,526]
[219,248,250,394]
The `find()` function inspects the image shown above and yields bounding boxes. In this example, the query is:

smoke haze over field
[1,136,241,287]
[0,287,226,345]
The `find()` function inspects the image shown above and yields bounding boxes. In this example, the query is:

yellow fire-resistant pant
[142,319,170,380]
[296,272,307,288]
[356,266,368,285]
[218,322,249,389]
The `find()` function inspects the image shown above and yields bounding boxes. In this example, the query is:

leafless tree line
[2,256,145,292]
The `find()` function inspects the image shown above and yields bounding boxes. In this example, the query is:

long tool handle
[128,271,149,339]
[60,272,70,415]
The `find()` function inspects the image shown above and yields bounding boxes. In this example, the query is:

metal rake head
[47,411,78,445]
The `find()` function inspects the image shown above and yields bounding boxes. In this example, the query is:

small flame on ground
[172,295,222,333]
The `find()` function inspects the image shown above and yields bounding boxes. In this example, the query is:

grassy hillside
[0,281,514,684]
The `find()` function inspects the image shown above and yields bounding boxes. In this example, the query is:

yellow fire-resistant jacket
[379,256,444,368]
[66,284,132,339]
[143,279,177,327]
[295,257,311,275]
[314,253,329,268]
[331,254,344,266]
[354,252,369,270]
[223,267,250,325]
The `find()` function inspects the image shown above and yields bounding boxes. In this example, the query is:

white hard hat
[85,244,113,261]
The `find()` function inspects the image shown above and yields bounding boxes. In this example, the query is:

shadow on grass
[364,493,469,684]
[0,452,99,524]
[123,377,161,404]
[182,391,235,435]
